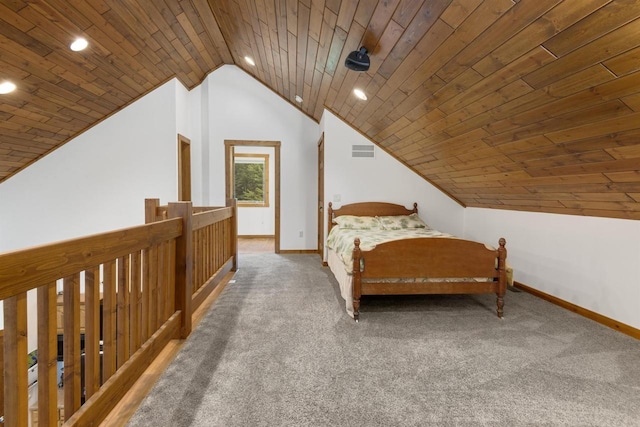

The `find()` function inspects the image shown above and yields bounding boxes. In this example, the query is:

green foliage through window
[234,154,269,206]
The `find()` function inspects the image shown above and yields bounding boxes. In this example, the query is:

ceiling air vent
[352,144,374,158]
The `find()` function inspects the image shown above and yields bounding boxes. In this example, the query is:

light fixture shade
[345,47,370,72]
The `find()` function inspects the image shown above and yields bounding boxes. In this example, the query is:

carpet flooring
[127,253,640,426]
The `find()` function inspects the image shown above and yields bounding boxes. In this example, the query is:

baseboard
[238,235,275,239]
[514,281,640,340]
[278,249,320,255]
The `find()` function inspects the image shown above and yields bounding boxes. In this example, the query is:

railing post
[169,201,193,338]
[145,198,160,223]
[226,198,238,271]
[3,292,28,427]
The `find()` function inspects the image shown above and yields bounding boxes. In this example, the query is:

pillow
[377,213,429,230]
[333,215,381,230]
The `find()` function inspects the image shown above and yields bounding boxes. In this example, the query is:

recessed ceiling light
[0,81,16,94]
[353,88,367,100]
[70,37,88,51]
[295,95,303,103]
[244,56,255,66]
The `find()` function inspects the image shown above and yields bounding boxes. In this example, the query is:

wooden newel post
[227,198,238,271]
[145,198,161,224]
[169,201,193,338]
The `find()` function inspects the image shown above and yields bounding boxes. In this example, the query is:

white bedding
[327,246,356,318]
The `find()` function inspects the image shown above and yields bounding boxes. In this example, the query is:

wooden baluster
[116,256,130,368]
[84,267,101,399]
[156,243,166,328]
[141,248,150,343]
[167,240,176,316]
[102,260,117,382]
[130,251,142,352]
[63,274,81,418]
[148,244,158,336]
[37,282,59,427]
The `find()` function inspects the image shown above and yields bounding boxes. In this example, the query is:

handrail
[0,199,237,427]
[0,218,182,300]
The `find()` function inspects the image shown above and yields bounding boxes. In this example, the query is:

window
[234,153,269,207]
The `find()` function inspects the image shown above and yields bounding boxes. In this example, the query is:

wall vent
[352,144,375,158]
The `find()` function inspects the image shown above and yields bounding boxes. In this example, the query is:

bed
[325,202,508,321]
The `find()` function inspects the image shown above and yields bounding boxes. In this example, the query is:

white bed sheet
[327,246,355,318]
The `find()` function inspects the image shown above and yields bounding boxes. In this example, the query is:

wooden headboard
[327,202,418,233]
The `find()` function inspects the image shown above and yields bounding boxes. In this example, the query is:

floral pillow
[333,215,381,230]
[377,213,429,230]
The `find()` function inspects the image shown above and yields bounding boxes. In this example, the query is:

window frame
[234,153,270,208]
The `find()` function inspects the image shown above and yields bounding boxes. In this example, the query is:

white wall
[320,110,465,249]
[234,146,275,236]
[464,208,640,329]
[199,65,320,249]
[188,82,206,205]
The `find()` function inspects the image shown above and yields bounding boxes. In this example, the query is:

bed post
[352,237,362,322]
[412,202,418,214]
[496,238,507,318]
[328,202,334,233]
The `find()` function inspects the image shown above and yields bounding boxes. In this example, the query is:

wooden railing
[0,200,237,426]
[144,199,238,315]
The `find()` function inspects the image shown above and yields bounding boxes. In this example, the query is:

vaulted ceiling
[1,0,640,220]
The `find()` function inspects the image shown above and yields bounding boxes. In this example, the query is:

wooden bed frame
[327,202,507,321]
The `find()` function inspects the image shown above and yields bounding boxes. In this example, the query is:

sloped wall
[464,208,640,329]
[0,79,180,253]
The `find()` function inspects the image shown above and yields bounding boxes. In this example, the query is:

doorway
[225,140,281,253]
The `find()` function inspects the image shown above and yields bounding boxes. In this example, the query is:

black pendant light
[345,47,370,72]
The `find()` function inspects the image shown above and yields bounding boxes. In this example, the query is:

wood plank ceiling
[1,0,640,220]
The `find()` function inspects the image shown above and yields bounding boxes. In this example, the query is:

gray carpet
[127,254,640,426]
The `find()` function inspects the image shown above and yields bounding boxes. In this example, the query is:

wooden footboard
[351,237,507,321]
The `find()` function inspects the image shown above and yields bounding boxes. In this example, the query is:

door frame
[177,134,191,201]
[317,134,324,261]
[225,140,281,253]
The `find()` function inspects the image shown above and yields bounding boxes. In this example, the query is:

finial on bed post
[496,238,507,318]
[328,202,334,233]
[352,237,362,322]
[412,202,418,213]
